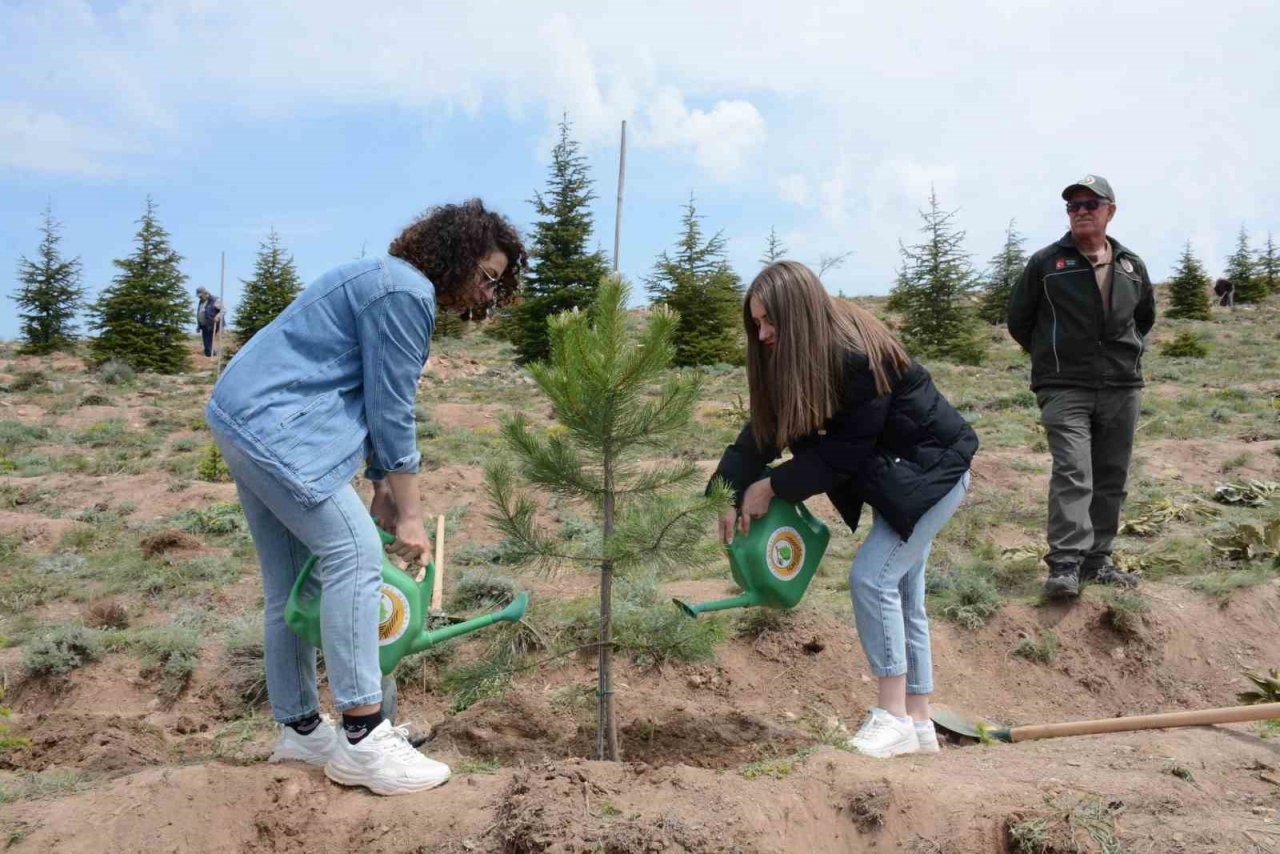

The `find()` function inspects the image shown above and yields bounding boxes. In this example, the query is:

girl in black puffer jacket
[710,261,977,758]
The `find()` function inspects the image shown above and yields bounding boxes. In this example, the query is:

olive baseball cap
[1061,174,1115,202]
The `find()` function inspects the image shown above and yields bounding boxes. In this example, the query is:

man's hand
[386,514,431,565]
[370,482,398,533]
[738,478,775,536]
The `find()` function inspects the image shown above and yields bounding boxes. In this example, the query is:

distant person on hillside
[1007,175,1155,600]
[1214,277,1235,309]
[206,200,526,795]
[709,261,977,759]
[195,287,223,357]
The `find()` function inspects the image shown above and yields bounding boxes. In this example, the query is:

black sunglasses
[1066,199,1109,213]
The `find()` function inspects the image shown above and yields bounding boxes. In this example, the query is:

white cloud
[637,89,765,182]
[775,174,809,206]
[0,102,133,176]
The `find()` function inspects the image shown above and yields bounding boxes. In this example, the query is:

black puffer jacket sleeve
[707,420,780,506]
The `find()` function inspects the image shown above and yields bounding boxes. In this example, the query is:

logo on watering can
[766,527,805,580]
[378,586,411,645]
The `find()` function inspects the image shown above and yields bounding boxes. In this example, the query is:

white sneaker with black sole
[269,717,339,766]
[324,720,451,796]
[846,708,920,758]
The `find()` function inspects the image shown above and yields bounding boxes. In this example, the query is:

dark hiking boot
[1043,564,1080,600]
[1081,562,1140,588]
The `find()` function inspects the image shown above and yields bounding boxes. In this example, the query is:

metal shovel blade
[930,703,1013,742]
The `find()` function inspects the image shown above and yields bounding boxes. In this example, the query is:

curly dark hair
[388,199,528,309]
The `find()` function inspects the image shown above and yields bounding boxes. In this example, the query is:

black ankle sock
[288,713,322,735]
[342,711,383,744]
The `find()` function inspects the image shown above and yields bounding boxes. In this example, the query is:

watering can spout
[411,591,529,653]
[672,591,760,619]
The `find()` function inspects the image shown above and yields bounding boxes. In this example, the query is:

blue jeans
[850,471,970,695]
[212,429,384,723]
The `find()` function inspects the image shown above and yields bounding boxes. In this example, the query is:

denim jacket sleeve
[358,290,435,480]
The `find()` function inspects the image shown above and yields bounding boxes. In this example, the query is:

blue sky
[2,1,1278,341]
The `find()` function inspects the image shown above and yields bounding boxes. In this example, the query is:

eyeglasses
[477,267,501,287]
[1066,199,1110,213]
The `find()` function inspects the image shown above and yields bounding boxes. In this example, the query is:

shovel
[931,701,1280,744]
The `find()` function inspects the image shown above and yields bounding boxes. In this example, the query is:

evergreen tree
[89,197,191,374]
[645,195,744,367]
[486,277,729,760]
[235,229,304,345]
[1165,242,1212,320]
[1256,232,1279,296]
[887,189,986,365]
[977,220,1027,325]
[509,116,611,363]
[12,204,85,354]
[761,226,787,265]
[1225,226,1264,303]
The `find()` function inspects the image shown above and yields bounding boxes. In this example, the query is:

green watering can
[284,527,528,678]
[673,497,830,618]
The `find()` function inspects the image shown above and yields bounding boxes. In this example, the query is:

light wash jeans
[850,471,970,695]
[213,428,384,723]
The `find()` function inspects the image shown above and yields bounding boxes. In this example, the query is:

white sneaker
[913,719,940,753]
[847,708,920,758]
[324,720,451,796]
[269,717,339,766]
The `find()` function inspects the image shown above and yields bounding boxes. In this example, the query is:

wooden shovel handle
[430,514,445,612]
[1010,702,1280,742]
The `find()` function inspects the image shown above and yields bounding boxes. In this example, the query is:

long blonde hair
[745,261,909,449]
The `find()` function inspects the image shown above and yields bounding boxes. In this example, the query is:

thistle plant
[485,276,730,760]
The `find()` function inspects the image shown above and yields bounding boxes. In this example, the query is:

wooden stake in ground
[430,514,445,612]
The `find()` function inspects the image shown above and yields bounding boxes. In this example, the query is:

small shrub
[450,571,517,611]
[936,571,1002,629]
[176,502,244,535]
[7,370,47,392]
[139,529,202,558]
[221,614,268,716]
[440,644,517,713]
[84,599,130,630]
[0,421,48,453]
[171,437,196,452]
[77,393,111,407]
[128,624,201,704]
[23,625,105,676]
[1012,629,1059,664]
[1238,669,1280,704]
[1102,590,1150,638]
[414,404,440,440]
[1160,330,1208,358]
[97,359,135,385]
[196,442,231,483]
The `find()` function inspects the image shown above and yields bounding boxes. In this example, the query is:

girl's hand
[738,478,775,535]
[718,510,739,545]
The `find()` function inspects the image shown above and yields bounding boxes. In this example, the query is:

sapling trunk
[597,443,620,760]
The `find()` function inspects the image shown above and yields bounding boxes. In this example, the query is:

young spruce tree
[509,116,610,364]
[1225,226,1264,304]
[90,198,191,373]
[761,226,787,265]
[12,204,85,354]
[235,229,304,345]
[646,195,744,367]
[1166,242,1212,320]
[486,277,729,760]
[1256,233,1279,297]
[888,189,986,365]
[977,219,1027,325]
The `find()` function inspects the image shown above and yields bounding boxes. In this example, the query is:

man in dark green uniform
[1007,175,1155,599]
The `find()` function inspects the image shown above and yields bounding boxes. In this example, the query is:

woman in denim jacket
[207,200,525,795]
